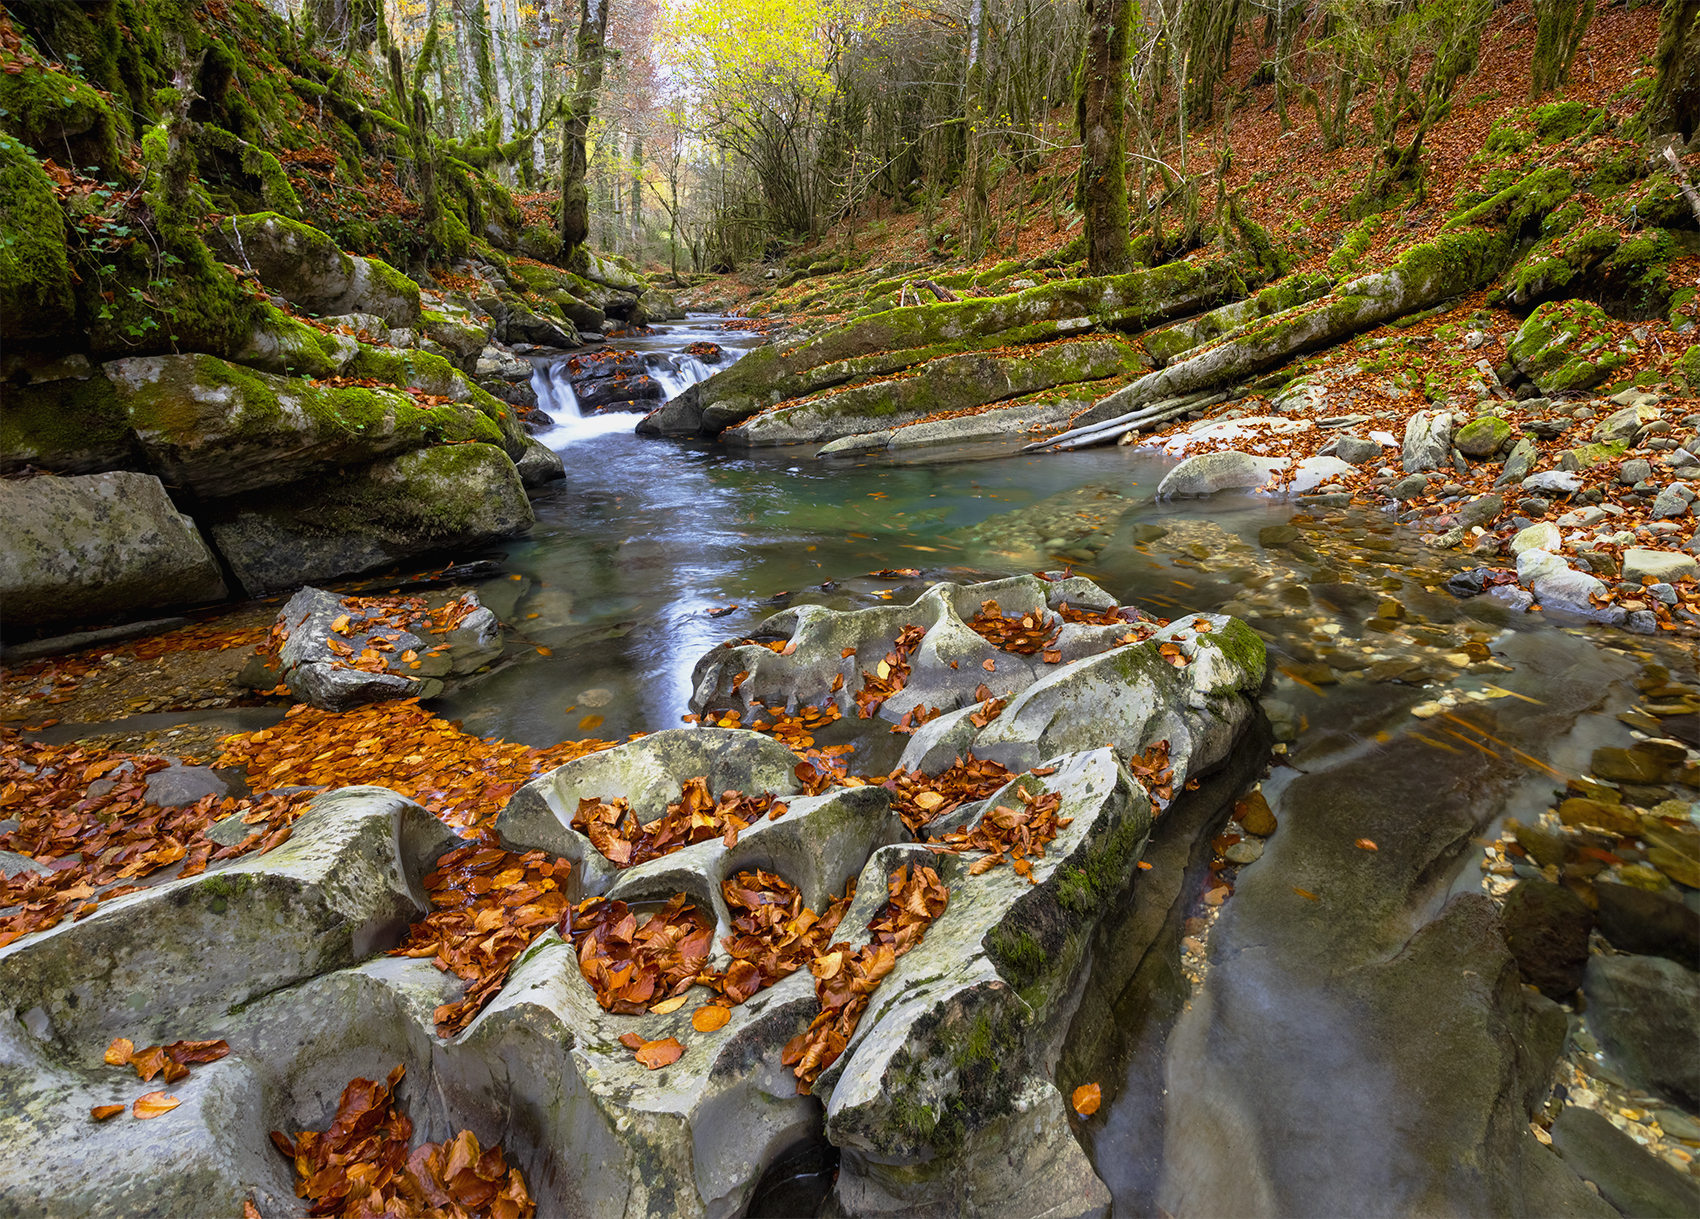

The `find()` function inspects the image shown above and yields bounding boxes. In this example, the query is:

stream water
[411,318,1697,1211]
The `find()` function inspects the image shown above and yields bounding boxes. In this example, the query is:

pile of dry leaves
[272,1064,534,1218]
[571,777,787,866]
[565,893,716,1016]
[720,868,854,1003]
[783,862,949,1090]
[854,625,927,718]
[390,844,571,1036]
[216,700,617,831]
[0,729,314,948]
[935,781,1068,882]
[965,600,1061,661]
[883,753,1015,832]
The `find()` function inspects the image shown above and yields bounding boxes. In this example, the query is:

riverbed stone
[1402,410,1453,473]
[515,437,565,487]
[1157,450,1281,497]
[0,470,228,631]
[1499,880,1592,998]
[1582,954,1700,1109]
[1622,547,1699,584]
[1335,435,1382,465]
[1456,416,1511,457]
[1593,882,1700,966]
[1550,1105,1700,1219]
[1495,437,1538,485]
[1511,521,1561,555]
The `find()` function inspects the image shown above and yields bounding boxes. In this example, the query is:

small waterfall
[646,353,716,401]
[531,360,633,447]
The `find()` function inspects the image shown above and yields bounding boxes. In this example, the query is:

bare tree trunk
[1077,0,1134,273]
[630,133,644,255]
[559,0,610,255]
[1647,0,1700,141]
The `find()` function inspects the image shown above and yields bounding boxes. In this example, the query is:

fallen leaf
[104,1037,134,1066]
[692,1005,731,1033]
[579,714,604,730]
[1355,839,1378,851]
[619,1032,645,1049]
[635,1037,685,1069]
[132,1091,181,1119]
[1072,1082,1102,1117]
[1292,887,1320,902]
[90,1104,125,1121]
[243,1202,262,1219]
[981,658,996,671]
[536,646,553,656]
[650,994,688,1015]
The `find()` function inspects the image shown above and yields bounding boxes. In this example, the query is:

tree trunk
[963,0,992,261]
[1530,0,1595,99]
[559,0,610,255]
[1647,0,1700,141]
[630,133,644,254]
[1076,0,1134,274]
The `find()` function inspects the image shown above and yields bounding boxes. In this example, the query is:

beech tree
[1076,0,1134,273]
[560,0,612,254]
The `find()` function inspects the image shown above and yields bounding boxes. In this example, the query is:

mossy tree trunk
[560,0,611,256]
[963,0,992,262]
[1647,0,1700,141]
[1177,0,1242,127]
[1530,0,1596,99]
[1076,0,1134,274]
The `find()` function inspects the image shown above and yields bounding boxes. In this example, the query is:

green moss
[1532,101,1606,143]
[1328,216,1380,279]
[0,369,135,471]
[1481,113,1535,158]
[1197,618,1268,690]
[1603,229,1676,316]
[1674,344,1700,391]
[987,926,1046,978]
[0,60,122,173]
[0,134,77,343]
[1445,166,1573,234]
[197,124,302,218]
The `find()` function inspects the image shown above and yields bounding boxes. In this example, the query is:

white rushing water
[529,316,754,451]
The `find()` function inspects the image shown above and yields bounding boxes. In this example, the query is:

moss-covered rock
[1508,300,1630,394]
[232,305,360,378]
[0,363,138,474]
[0,134,77,343]
[207,212,421,327]
[200,442,534,595]
[104,352,501,498]
[0,60,121,174]
[417,304,490,371]
[1455,416,1512,457]
[1676,344,1700,391]
[646,261,1241,437]
[727,338,1145,448]
[195,124,302,219]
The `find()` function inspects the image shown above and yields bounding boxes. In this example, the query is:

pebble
[1223,840,1264,865]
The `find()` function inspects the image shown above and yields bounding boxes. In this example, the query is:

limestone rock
[1509,301,1630,395]
[1550,1105,1700,1219]
[1510,522,1561,555]
[208,212,421,327]
[1593,405,1661,446]
[203,443,534,596]
[1158,451,1281,497]
[1621,547,1698,584]
[0,471,227,631]
[1334,435,1382,465]
[1402,410,1453,473]
[1582,954,1700,1108]
[104,352,503,499]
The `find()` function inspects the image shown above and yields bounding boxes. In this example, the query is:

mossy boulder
[725,337,1144,448]
[1676,343,1700,391]
[646,261,1240,438]
[417,304,490,372]
[201,442,534,595]
[1508,300,1629,394]
[1455,416,1512,458]
[0,61,121,174]
[232,305,360,378]
[103,352,502,499]
[0,470,228,632]
[0,134,77,344]
[207,213,421,327]
[0,361,137,474]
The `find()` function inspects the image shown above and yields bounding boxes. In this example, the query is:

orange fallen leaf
[618,1032,645,1049]
[579,714,605,730]
[130,1045,168,1081]
[1072,1082,1102,1117]
[692,1005,731,1033]
[650,994,688,1016]
[635,1037,684,1069]
[104,1037,134,1066]
[536,646,553,656]
[133,1091,181,1119]
[1292,887,1320,902]
[1136,860,1152,871]
[1355,839,1378,851]
[243,1201,262,1219]
[90,1104,125,1121]
[982,658,996,671]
